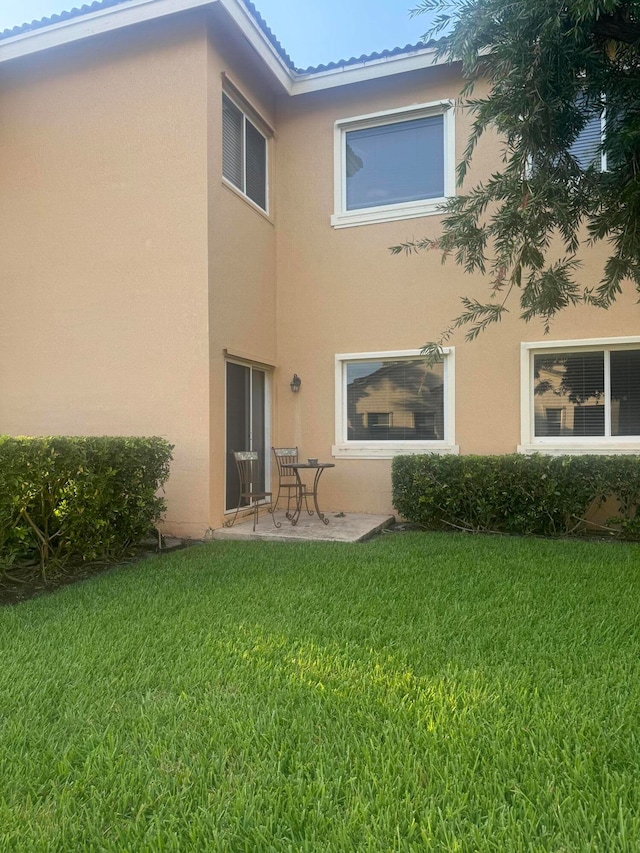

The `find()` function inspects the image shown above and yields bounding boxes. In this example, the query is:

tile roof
[296,41,442,75]
[0,0,442,76]
[242,0,295,70]
[0,0,131,41]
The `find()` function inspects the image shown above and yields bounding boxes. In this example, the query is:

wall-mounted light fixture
[290,373,301,393]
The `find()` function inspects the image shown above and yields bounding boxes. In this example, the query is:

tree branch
[593,12,640,47]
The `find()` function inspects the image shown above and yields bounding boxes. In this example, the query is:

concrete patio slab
[212,511,394,543]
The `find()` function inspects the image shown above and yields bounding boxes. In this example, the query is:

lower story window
[333,349,458,458]
[520,338,640,453]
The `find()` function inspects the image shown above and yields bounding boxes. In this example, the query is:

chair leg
[224,502,242,528]
[269,499,281,528]
[286,484,311,517]
[273,484,282,514]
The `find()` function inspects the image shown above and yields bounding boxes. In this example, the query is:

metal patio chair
[272,446,312,519]
[225,450,280,531]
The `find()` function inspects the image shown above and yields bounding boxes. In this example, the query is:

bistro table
[280,461,335,525]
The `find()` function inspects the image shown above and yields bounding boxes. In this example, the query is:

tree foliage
[393,0,640,353]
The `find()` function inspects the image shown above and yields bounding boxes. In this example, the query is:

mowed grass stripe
[0,533,639,851]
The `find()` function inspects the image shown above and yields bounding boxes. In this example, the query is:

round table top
[281,461,335,469]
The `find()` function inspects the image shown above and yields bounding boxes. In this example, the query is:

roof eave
[291,46,450,96]
[0,0,295,92]
[0,0,452,96]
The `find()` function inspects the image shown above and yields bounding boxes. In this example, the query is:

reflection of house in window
[573,405,605,435]
[346,359,444,441]
[365,412,393,429]
[533,348,640,439]
[534,352,605,437]
[413,410,437,439]
[544,407,564,436]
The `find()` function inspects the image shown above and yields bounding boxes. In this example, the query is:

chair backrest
[232,450,260,494]
[272,447,298,481]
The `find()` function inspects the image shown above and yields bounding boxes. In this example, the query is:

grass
[1,532,639,851]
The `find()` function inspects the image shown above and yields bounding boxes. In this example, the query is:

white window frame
[222,91,269,215]
[524,98,607,178]
[600,105,608,172]
[333,348,459,459]
[331,101,456,229]
[518,336,640,455]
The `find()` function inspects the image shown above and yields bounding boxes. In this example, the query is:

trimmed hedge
[0,436,173,578]
[392,454,640,538]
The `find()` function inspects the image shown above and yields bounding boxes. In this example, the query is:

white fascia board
[217,0,293,92]
[0,0,216,63]
[291,47,449,96]
[0,0,452,96]
[0,0,295,92]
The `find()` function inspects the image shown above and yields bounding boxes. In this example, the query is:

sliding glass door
[225,362,269,511]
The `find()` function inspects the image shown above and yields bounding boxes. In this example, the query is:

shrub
[0,436,173,578]
[392,454,640,538]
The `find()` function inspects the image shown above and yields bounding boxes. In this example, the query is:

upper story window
[222,92,268,212]
[333,349,458,459]
[331,101,455,229]
[569,95,607,171]
[519,337,640,454]
[570,111,605,170]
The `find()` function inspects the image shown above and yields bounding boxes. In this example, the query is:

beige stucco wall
[206,12,279,529]
[3,9,638,533]
[0,15,212,538]
[274,66,640,516]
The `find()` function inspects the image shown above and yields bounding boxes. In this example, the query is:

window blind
[345,358,445,441]
[533,348,640,439]
[245,121,267,210]
[611,350,640,436]
[222,94,243,190]
[534,352,605,437]
[569,96,604,170]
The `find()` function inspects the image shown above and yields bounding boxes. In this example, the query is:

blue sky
[0,1,429,68]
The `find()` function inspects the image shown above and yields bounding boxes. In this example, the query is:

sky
[0,1,429,69]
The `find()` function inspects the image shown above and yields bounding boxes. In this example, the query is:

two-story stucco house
[2,0,639,538]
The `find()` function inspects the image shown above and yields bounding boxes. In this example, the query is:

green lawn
[1,533,639,851]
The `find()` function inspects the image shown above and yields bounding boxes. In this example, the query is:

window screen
[570,112,603,169]
[345,115,445,211]
[534,352,605,437]
[222,94,243,190]
[222,93,267,211]
[611,350,640,436]
[346,358,445,441]
[245,121,267,210]
[533,348,640,439]
[569,94,604,170]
